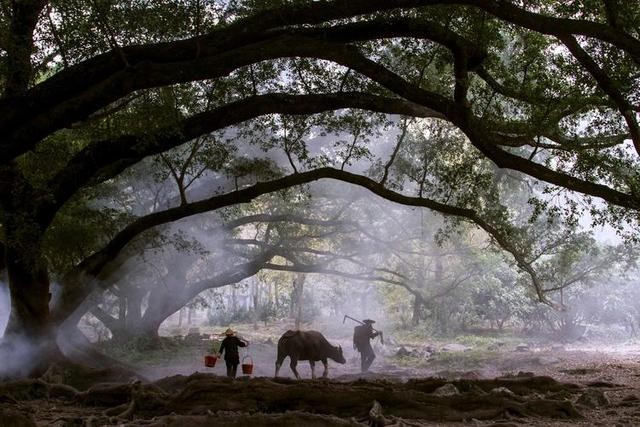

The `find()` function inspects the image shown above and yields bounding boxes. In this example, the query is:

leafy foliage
[1,0,639,350]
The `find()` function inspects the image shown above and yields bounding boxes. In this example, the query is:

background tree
[1,0,639,375]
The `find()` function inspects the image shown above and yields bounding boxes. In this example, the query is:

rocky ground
[3,326,640,426]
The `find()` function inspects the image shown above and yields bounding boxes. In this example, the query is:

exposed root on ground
[0,373,593,425]
[161,374,583,421]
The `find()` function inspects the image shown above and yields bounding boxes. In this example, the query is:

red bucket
[204,355,217,367]
[241,356,253,375]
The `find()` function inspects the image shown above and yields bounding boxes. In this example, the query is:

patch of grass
[390,347,500,370]
[393,355,428,368]
[98,336,212,365]
[428,349,498,367]
[454,334,519,349]
[390,328,435,346]
[390,328,526,350]
[391,349,500,369]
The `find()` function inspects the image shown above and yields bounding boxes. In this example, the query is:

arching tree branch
[47,92,443,215]
[53,166,553,324]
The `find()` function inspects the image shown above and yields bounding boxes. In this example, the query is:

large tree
[0,0,638,374]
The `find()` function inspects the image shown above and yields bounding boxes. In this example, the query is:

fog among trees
[0,1,639,425]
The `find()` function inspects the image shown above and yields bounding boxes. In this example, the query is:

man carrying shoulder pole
[352,318,380,373]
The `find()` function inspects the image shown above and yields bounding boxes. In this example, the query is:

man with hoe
[218,328,249,378]
[353,319,380,372]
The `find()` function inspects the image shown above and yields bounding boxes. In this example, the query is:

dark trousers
[225,360,239,378]
[359,345,376,372]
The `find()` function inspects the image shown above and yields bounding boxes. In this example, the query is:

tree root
[0,373,586,424]
[0,408,37,427]
[0,379,79,401]
[162,375,583,422]
[406,375,581,396]
[124,411,366,426]
[102,380,167,420]
[79,379,168,413]
[368,400,388,427]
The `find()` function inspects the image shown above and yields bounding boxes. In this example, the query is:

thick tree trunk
[4,248,51,338]
[2,245,62,376]
[91,306,122,336]
[0,243,6,277]
[118,297,127,331]
[57,325,146,376]
[4,0,47,97]
[360,293,366,316]
[100,279,189,343]
[92,285,147,343]
[94,288,162,344]
[178,308,184,327]
[293,273,305,329]
[113,318,163,344]
[231,286,237,312]
[126,289,143,325]
[136,314,165,343]
[117,285,189,343]
[94,306,163,345]
[434,256,443,283]
[251,279,260,326]
[411,296,422,326]
[497,318,506,331]
[64,260,265,348]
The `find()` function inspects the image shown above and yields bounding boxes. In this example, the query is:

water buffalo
[275,330,346,379]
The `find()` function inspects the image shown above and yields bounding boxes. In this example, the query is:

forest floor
[3,320,640,426]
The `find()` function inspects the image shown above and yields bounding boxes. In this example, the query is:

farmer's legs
[364,351,376,371]
[361,345,375,372]
[226,360,239,378]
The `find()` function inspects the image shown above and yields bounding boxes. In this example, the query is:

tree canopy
[0,0,639,374]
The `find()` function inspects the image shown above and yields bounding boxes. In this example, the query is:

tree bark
[4,247,51,338]
[117,297,127,331]
[411,296,422,326]
[231,286,237,312]
[187,307,194,325]
[3,0,47,98]
[293,273,305,329]
[92,304,162,344]
[178,308,184,327]
[0,242,6,278]
[2,244,63,376]
[251,278,260,326]
[91,306,121,335]
[126,288,143,325]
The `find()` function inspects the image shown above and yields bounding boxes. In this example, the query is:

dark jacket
[353,324,378,351]
[218,336,247,363]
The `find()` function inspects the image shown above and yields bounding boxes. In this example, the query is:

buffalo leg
[290,357,301,379]
[275,354,285,378]
[322,359,329,378]
[310,360,316,379]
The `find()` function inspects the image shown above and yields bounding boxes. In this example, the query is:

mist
[0,335,51,379]
[72,123,640,360]
[0,281,56,379]
[0,282,8,337]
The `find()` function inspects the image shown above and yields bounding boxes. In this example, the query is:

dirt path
[4,329,640,426]
[126,328,640,425]
[139,331,640,385]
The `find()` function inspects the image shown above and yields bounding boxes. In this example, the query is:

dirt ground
[3,326,640,426]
